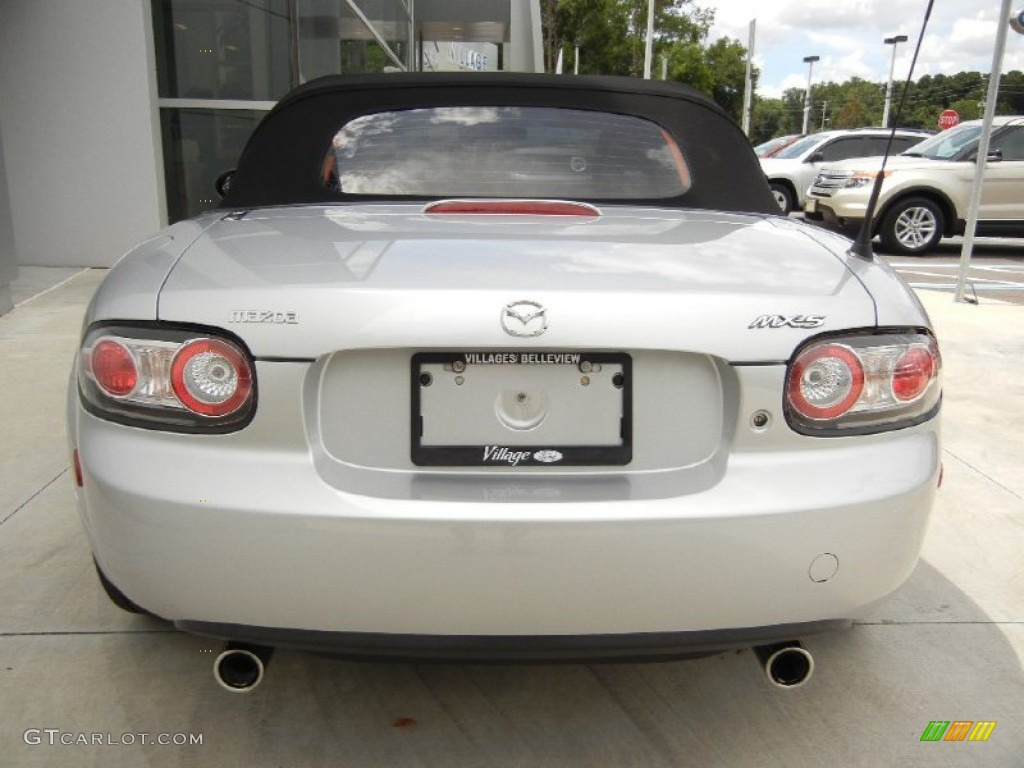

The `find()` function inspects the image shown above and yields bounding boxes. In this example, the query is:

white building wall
[509,0,543,73]
[0,0,165,267]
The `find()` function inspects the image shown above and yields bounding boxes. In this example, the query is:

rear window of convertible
[320,107,691,199]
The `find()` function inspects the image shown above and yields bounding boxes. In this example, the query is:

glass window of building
[153,0,294,101]
[152,1,533,222]
[298,0,409,79]
[153,0,412,222]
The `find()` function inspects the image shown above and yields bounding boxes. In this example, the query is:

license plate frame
[411,351,632,467]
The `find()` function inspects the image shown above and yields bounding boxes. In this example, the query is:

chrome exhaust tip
[213,643,273,693]
[753,641,814,689]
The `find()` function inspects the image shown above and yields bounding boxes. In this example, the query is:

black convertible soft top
[219,73,777,215]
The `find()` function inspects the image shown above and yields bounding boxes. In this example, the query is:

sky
[707,0,1024,99]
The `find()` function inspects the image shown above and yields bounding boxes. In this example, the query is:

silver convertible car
[68,74,941,692]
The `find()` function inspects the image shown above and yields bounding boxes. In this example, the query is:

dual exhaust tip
[213,643,273,693]
[211,640,813,692]
[754,641,814,689]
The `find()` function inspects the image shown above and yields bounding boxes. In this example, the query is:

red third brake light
[424,200,600,217]
[171,338,253,417]
[91,339,138,397]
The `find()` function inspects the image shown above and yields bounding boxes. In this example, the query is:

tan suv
[805,117,1024,255]
[760,127,930,214]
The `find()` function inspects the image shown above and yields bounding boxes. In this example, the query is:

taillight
[171,338,252,417]
[892,347,935,402]
[78,324,256,433]
[785,331,940,435]
[787,344,864,420]
[90,339,138,397]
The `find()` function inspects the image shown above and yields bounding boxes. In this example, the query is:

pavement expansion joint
[943,449,1023,502]
[1,467,69,527]
[11,268,92,309]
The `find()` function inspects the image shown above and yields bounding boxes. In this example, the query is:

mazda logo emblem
[501,300,547,337]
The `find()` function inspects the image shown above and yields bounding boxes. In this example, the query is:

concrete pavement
[1,269,1021,767]
[880,240,1024,305]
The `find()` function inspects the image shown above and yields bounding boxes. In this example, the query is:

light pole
[574,37,581,75]
[882,35,908,128]
[801,55,819,134]
[643,0,655,79]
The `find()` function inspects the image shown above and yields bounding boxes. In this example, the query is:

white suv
[805,117,1024,255]
[760,128,932,214]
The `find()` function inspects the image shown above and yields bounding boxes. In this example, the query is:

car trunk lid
[157,204,873,361]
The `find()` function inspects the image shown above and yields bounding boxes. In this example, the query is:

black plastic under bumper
[176,619,852,662]
[804,203,861,238]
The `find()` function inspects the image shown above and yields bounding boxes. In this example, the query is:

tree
[751,98,788,142]
[543,0,751,120]
[999,70,1024,113]
[549,0,640,76]
[666,36,749,118]
[833,100,870,128]
[543,5,1024,138]
[949,99,981,121]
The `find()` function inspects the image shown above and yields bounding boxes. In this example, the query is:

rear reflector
[73,449,83,487]
[424,200,600,217]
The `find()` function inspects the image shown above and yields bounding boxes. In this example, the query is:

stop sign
[938,109,960,130]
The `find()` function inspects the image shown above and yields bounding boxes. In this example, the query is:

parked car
[753,133,805,158]
[761,127,933,213]
[68,74,942,692]
[805,116,1024,254]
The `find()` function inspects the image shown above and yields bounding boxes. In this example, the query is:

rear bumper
[73,402,940,641]
[804,198,862,237]
[178,619,852,660]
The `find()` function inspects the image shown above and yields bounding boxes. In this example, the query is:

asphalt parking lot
[1,265,1022,767]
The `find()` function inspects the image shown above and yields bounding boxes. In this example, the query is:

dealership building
[0,0,543,313]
